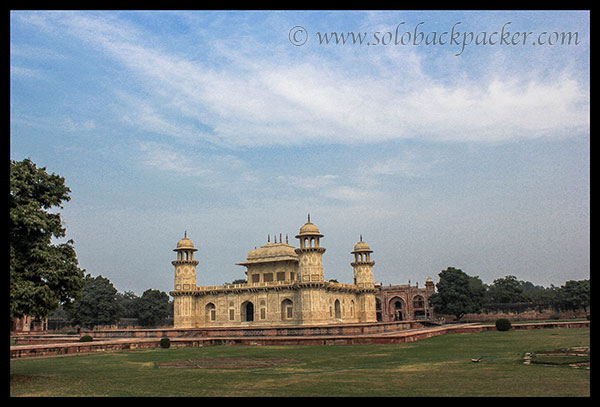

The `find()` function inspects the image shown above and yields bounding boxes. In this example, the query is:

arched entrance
[281,299,293,320]
[389,297,405,321]
[334,299,341,319]
[241,301,254,322]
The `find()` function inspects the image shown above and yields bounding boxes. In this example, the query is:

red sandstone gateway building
[375,279,436,322]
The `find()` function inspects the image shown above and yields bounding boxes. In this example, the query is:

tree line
[50,274,173,329]
[429,267,590,321]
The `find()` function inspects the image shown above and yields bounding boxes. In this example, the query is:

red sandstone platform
[10,320,589,359]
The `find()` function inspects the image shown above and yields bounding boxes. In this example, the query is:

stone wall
[11,321,589,359]
[438,307,589,323]
[82,320,421,339]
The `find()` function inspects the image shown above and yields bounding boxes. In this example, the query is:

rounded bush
[160,337,171,349]
[79,335,93,342]
[495,318,512,331]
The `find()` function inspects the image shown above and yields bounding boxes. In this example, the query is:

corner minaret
[351,235,375,288]
[172,231,199,291]
[351,235,377,323]
[171,232,199,328]
[295,214,326,283]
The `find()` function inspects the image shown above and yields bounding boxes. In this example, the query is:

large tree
[559,279,590,312]
[70,275,120,329]
[428,267,486,321]
[486,275,527,304]
[10,158,85,320]
[136,289,171,327]
[115,290,140,319]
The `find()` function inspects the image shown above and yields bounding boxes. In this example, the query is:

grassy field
[10,327,589,397]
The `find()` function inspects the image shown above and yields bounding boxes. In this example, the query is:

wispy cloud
[276,173,386,204]
[277,174,339,190]
[138,140,247,181]
[15,12,590,149]
[138,141,212,177]
[10,65,47,80]
[366,151,438,178]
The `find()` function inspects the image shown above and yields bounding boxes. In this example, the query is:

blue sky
[10,10,589,295]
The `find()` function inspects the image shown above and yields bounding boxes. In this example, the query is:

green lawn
[10,327,590,397]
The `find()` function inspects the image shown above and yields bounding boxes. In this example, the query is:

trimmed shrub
[79,335,93,342]
[495,318,512,331]
[160,337,171,349]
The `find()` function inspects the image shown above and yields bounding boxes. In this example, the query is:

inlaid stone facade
[170,216,378,328]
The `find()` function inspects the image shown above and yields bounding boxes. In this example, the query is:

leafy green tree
[559,280,590,312]
[486,275,526,304]
[10,158,85,319]
[116,290,139,318]
[518,280,563,311]
[468,274,487,307]
[136,289,170,327]
[519,280,549,302]
[70,275,120,329]
[225,279,247,285]
[428,267,485,321]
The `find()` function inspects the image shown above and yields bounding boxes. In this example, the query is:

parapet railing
[194,280,296,292]
[177,279,376,294]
